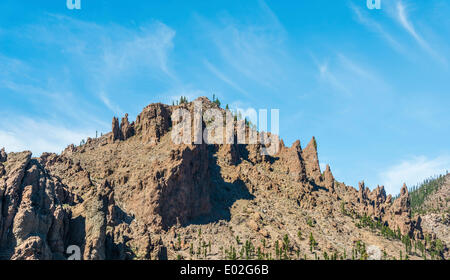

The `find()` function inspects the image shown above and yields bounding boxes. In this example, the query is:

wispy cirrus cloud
[66,18,175,111]
[196,0,298,95]
[8,14,177,113]
[316,61,351,97]
[0,15,179,154]
[350,4,405,54]
[203,59,249,97]
[395,1,447,65]
[313,53,390,98]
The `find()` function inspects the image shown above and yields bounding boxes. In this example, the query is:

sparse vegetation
[212,94,221,107]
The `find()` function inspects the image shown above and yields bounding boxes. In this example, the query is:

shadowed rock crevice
[188,145,255,225]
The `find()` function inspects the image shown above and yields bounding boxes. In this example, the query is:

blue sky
[0,0,449,195]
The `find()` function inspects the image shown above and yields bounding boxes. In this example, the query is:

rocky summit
[0,97,448,260]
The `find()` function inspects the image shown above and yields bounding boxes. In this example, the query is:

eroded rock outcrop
[356,181,424,239]
[112,117,121,142]
[0,97,437,260]
[385,184,419,237]
[0,148,7,163]
[120,113,135,140]
[323,164,337,197]
[0,152,72,260]
[277,140,307,183]
[135,103,171,144]
[302,137,322,184]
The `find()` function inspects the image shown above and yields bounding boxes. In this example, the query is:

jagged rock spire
[358,181,367,204]
[400,183,408,196]
[120,113,134,140]
[284,140,307,182]
[302,136,322,183]
[386,183,416,237]
[112,117,120,141]
[323,164,336,195]
[112,113,136,142]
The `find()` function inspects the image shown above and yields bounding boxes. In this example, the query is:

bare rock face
[0,152,72,260]
[218,144,239,165]
[421,213,449,245]
[386,184,414,236]
[357,181,368,205]
[112,117,121,142]
[62,144,76,157]
[1,152,32,248]
[0,148,7,163]
[277,140,307,183]
[357,181,388,219]
[82,195,107,260]
[11,236,53,260]
[0,98,441,260]
[354,181,425,240]
[0,148,7,178]
[302,137,322,184]
[368,185,388,218]
[155,143,212,228]
[120,113,135,140]
[323,164,337,196]
[135,103,171,144]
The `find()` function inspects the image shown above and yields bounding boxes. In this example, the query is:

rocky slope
[0,98,448,260]
[413,174,450,248]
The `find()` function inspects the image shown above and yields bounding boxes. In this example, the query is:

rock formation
[385,184,415,236]
[0,152,72,260]
[0,97,445,260]
[302,137,322,184]
[0,148,7,163]
[120,113,135,141]
[135,103,171,144]
[277,140,307,183]
[323,164,337,197]
[112,117,121,142]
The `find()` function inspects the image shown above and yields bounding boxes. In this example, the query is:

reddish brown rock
[323,164,336,195]
[120,113,135,140]
[0,152,72,260]
[135,103,171,144]
[62,144,76,156]
[0,97,438,260]
[112,117,121,142]
[218,144,239,165]
[302,137,322,184]
[385,184,413,236]
[11,236,53,260]
[278,140,307,183]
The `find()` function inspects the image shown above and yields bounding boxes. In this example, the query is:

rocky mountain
[409,174,450,250]
[0,97,448,260]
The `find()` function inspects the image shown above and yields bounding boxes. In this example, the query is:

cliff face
[0,97,446,260]
[0,152,72,260]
